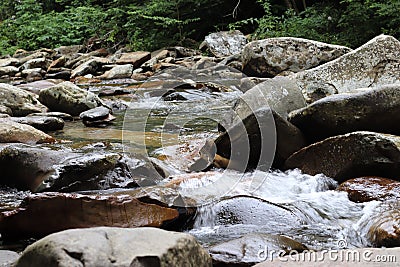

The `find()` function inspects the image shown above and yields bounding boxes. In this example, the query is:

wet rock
[0,250,19,266]
[79,107,115,127]
[0,194,180,240]
[15,227,211,267]
[242,37,351,78]
[205,196,303,228]
[70,57,109,79]
[100,64,133,79]
[207,108,305,171]
[367,201,400,247]
[285,131,400,183]
[289,84,400,141]
[295,35,400,103]
[0,144,161,192]
[21,57,51,70]
[21,68,44,79]
[44,70,71,80]
[209,233,307,266]
[18,51,51,65]
[0,58,19,67]
[17,80,58,95]
[9,116,64,132]
[0,66,19,77]
[28,112,73,121]
[0,120,55,144]
[47,56,66,70]
[0,83,47,116]
[200,30,247,58]
[116,51,151,68]
[38,81,103,116]
[337,177,400,202]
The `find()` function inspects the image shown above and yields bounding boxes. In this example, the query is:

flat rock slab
[0,120,55,144]
[16,227,212,267]
[285,131,400,183]
[0,193,179,240]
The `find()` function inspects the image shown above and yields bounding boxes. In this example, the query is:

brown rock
[337,177,400,202]
[116,51,151,68]
[285,131,400,183]
[0,192,179,239]
[0,120,55,144]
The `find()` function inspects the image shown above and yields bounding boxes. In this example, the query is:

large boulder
[200,30,248,58]
[285,131,400,183]
[39,81,103,116]
[16,227,212,267]
[209,233,307,266]
[0,83,47,116]
[295,34,400,102]
[0,193,179,240]
[242,37,351,78]
[337,177,400,202]
[289,84,400,141]
[0,120,55,144]
[0,144,155,192]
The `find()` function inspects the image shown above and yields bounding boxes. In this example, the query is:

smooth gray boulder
[295,34,400,102]
[0,83,47,116]
[285,131,400,183]
[242,37,351,77]
[39,81,103,116]
[16,227,212,267]
[289,84,400,141]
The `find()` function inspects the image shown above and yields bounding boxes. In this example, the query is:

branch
[232,0,241,18]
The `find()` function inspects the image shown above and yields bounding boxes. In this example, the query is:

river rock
[21,57,51,70]
[17,80,58,95]
[205,196,303,228]
[38,81,103,116]
[0,143,150,192]
[289,84,400,141]
[0,250,19,266]
[337,177,400,202]
[242,37,351,78]
[200,30,247,58]
[205,108,305,171]
[0,193,180,240]
[70,57,109,79]
[54,45,84,56]
[209,233,307,266]
[15,227,211,267]
[100,64,133,79]
[116,51,151,68]
[44,69,71,80]
[0,58,19,67]
[0,83,47,116]
[9,116,64,132]
[0,120,54,144]
[79,107,115,127]
[367,201,400,248]
[295,34,400,103]
[0,66,19,77]
[285,131,400,183]
[28,112,73,121]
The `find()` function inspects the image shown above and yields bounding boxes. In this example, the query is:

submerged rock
[289,84,400,141]
[0,83,47,116]
[337,177,400,202]
[9,116,64,132]
[295,34,400,102]
[15,227,212,267]
[38,81,103,116]
[209,233,307,266]
[285,131,400,183]
[0,193,179,240]
[242,37,351,78]
[200,30,247,58]
[0,120,55,144]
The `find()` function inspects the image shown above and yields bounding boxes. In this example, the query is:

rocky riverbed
[0,31,400,266]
